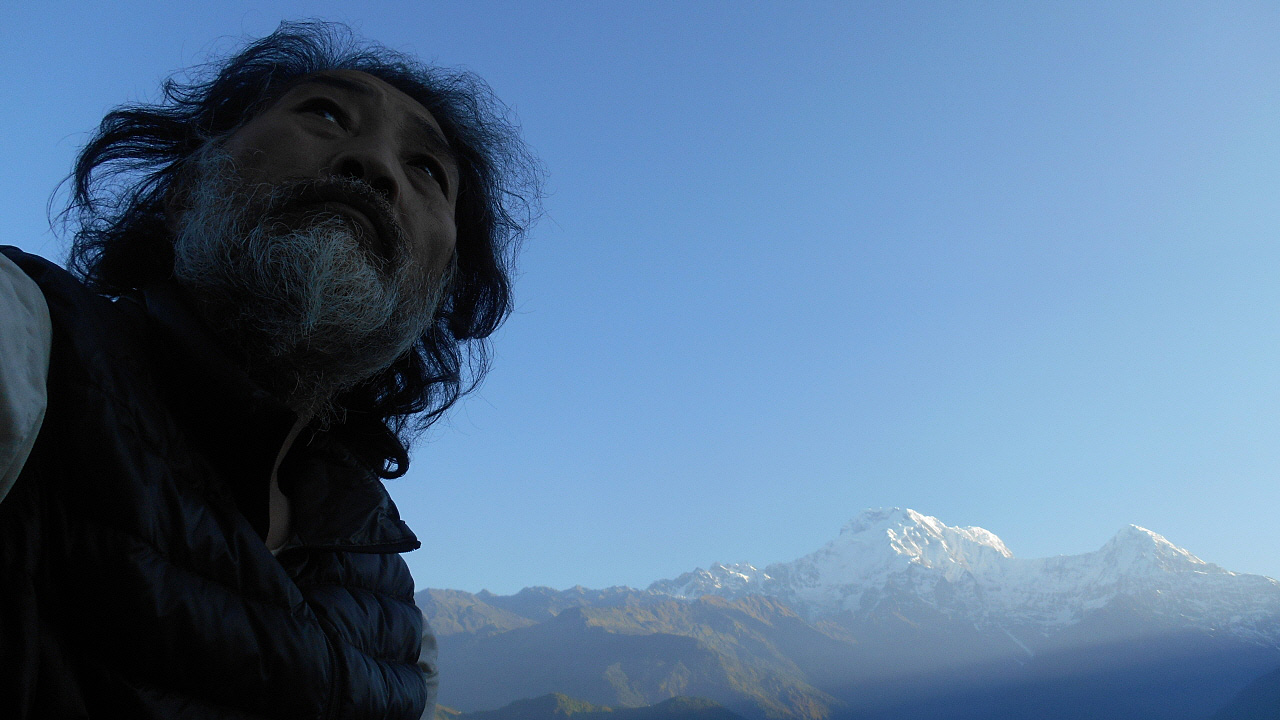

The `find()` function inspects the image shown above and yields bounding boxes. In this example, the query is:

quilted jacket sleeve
[0,251,51,504]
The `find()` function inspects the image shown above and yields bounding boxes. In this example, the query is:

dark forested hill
[439,693,746,720]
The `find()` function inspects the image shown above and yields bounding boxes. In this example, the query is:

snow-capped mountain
[426,508,1280,720]
[648,507,1280,645]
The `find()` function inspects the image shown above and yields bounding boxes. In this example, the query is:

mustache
[247,176,406,266]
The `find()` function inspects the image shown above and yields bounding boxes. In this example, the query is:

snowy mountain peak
[648,509,1280,644]
[1097,524,1223,575]
[834,507,1014,564]
[646,561,771,599]
[1107,524,1185,551]
[839,507,939,537]
[754,508,1015,612]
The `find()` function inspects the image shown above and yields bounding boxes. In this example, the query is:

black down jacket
[0,248,429,719]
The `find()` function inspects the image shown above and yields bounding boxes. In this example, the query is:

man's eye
[299,99,346,128]
[412,160,435,178]
[411,157,448,192]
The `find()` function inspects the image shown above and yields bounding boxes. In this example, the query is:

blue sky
[5,2,1280,593]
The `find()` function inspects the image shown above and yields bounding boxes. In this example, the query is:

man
[0,22,539,719]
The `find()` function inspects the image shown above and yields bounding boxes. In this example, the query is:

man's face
[221,69,460,277]
[169,70,462,416]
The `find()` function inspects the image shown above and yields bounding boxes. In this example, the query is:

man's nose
[331,144,399,202]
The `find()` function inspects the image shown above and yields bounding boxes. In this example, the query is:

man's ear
[162,155,201,236]
[163,190,183,236]
[163,139,224,235]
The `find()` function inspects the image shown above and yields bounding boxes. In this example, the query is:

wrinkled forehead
[274,69,452,153]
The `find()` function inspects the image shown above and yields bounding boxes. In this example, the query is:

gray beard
[171,148,450,420]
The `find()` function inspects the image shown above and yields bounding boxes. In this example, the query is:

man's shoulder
[0,247,74,287]
[2,247,158,410]
[0,247,120,321]
[0,247,56,312]
[1,247,138,329]
[0,247,54,505]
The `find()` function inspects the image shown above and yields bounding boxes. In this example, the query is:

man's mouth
[322,201,387,260]
[283,183,400,265]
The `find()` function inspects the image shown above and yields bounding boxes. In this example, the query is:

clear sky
[5,2,1280,594]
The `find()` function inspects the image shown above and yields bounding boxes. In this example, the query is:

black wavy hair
[62,21,541,478]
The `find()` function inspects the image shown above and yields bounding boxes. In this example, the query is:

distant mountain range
[419,508,1280,720]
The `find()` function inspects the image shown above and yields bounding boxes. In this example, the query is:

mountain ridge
[420,508,1280,720]
[646,507,1280,644]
